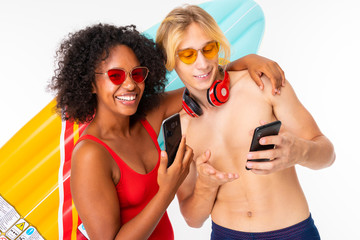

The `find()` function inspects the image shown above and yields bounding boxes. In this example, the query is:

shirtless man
[156,5,335,239]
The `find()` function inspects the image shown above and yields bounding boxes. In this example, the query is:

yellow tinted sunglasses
[176,41,220,64]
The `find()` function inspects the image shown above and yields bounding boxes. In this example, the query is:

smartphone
[161,113,182,168]
[246,120,282,169]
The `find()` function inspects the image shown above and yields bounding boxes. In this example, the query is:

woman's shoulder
[144,89,183,135]
[72,136,112,166]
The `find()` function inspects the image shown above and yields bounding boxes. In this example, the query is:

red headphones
[182,69,230,118]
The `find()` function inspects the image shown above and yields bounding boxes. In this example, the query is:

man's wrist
[195,177,219,193]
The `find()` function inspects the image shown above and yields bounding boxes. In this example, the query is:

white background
[1,0,359,239]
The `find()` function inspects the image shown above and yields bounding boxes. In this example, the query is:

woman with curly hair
[49,23,285,240]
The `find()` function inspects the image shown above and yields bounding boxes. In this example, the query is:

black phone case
[248,120,282,164]
[162,113,182,168]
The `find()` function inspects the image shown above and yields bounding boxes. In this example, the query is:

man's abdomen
[211,167,310,232]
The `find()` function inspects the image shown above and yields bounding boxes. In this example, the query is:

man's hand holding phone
[246,120,281,174]
[246,120,309,174]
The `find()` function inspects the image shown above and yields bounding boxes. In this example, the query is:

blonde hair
[156,5,230,71]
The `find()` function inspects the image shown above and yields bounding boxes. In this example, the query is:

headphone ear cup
[182,88,203,117]
[207,80,222,107]
[207,71,230,106]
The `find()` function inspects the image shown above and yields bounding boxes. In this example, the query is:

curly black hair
[48,23,167,123]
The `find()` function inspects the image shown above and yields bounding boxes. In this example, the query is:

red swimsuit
[75,119,174,239]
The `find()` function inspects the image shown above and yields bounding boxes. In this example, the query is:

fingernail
[247,153,252,159]
[161,151,166,157]
[260,139,266,144]
[246,162,253,168]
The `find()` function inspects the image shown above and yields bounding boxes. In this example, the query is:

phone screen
[248,120,282,162]
[161,113,182,168]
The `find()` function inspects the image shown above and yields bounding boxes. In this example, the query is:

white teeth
[196,73,209,78]
[116,95,136,101]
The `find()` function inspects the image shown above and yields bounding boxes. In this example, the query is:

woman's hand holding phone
[157,136,193,199]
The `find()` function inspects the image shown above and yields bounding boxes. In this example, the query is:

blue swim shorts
[211,214,320,240]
